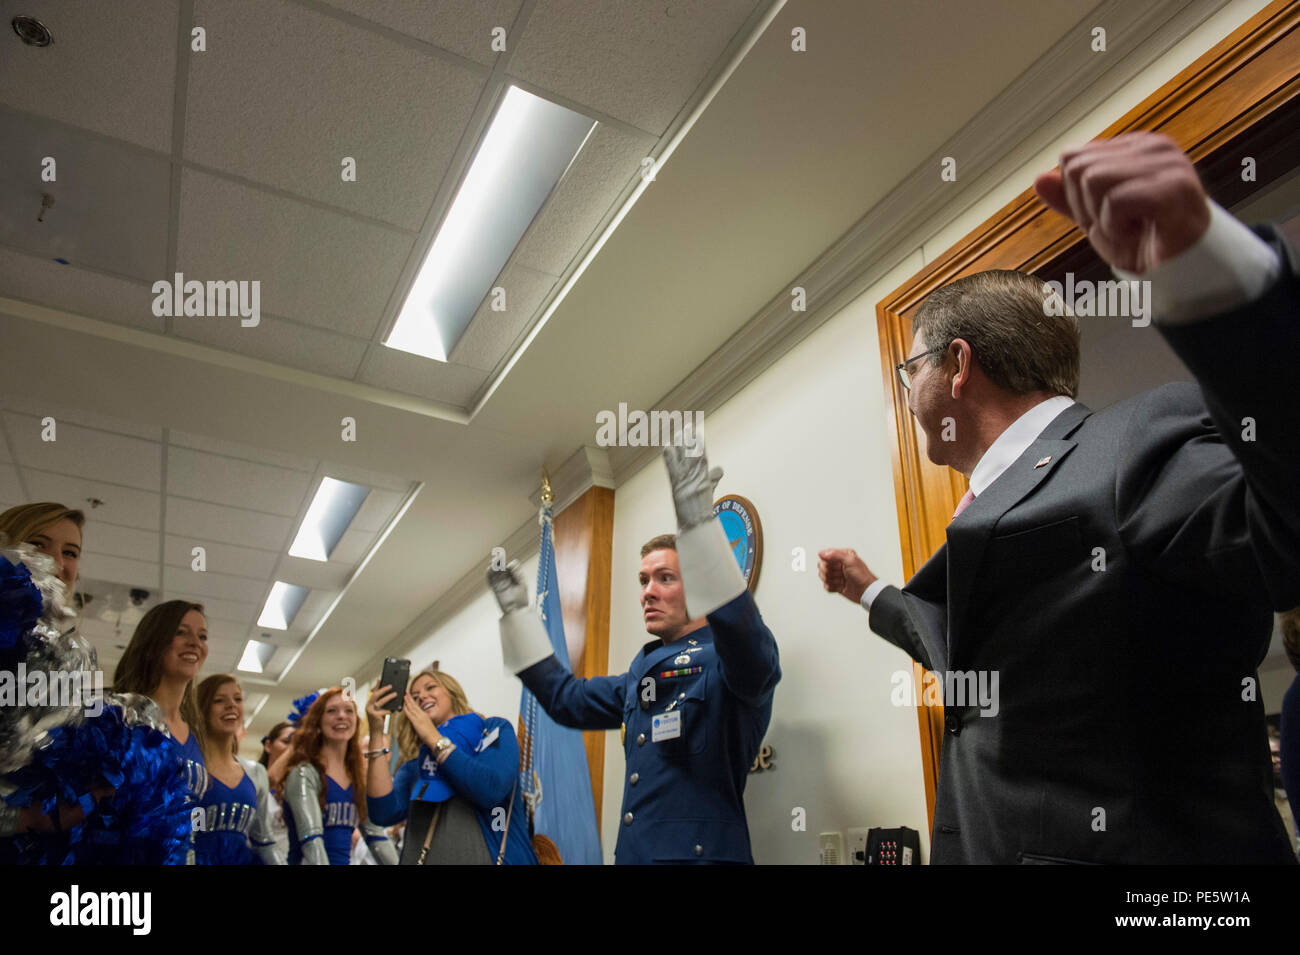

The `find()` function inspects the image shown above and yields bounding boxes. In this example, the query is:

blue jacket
[520,590,779,863]
[368,714,537,865]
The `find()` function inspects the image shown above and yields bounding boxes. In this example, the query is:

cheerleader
[281,687,396,865]
[195,674,284,864]
[1,503,191,864]
[259,720,295,858]
[112,600,211,802]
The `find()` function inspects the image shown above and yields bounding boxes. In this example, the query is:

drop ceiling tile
[5,415,162,490]
[508,0,761,135]
[0,109,171,281]
[350,488,404,533]
[355,348,487,406]
[171,311,369,379]
[163,564,269,604]
[84,522,159,563]
[167,446,314,517]
[0,252,164,332]
[164,535,279,580]
[20,473,161,531]
[165,497,294,551]
[0,0,179,152]
[0,393,164,441]
[0,464,21,502]
[511,123,651,277]
[317,0,523,66]
[448,263,556,371]
[185,596,259,627]
[176,168,415,339]
[169,432,317,473]
[186,0,485,231]
[80,553,160,590]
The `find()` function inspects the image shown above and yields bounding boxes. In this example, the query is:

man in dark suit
[819,132,1300,864]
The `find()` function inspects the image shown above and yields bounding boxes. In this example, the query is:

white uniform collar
[968,395,1076,497]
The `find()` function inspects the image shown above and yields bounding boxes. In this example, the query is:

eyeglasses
[895,346,946,392]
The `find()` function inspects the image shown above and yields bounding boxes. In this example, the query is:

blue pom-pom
[0,555,43,651]
[288,690,319,724]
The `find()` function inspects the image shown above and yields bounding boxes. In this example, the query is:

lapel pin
[1034,455,1052,469]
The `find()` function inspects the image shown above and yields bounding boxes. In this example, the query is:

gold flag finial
[541,468,554,506]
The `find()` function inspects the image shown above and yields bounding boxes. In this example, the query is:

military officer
[488,433,780,864]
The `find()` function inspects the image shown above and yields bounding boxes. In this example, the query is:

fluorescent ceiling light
[386,85,595,361]
[257,581,309,631]
[237,639,275,674]
[289,477,369,562]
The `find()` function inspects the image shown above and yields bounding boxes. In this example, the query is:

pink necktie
[952,489,976,521]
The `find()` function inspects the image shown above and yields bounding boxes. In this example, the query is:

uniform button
[637,733,645,746]
[945,712,960,735]
[623,812,634,825]
[629,773,639,785]
[694,844,703,857]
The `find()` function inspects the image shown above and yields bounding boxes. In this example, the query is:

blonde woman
[366,668,537,864]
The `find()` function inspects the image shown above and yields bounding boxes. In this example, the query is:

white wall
[600,0,1274,864]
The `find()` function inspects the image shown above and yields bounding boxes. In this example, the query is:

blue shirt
[195,771,258,866]
[368,714,538,865]
[285,775,358,866]
[178,730,209,801]
[520,590,779,864]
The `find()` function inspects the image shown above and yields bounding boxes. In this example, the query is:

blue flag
[518,503,603,864]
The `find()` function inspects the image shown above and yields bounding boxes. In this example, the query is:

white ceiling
[0,0,1238,734]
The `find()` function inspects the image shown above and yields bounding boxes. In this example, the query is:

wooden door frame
[876,0,1300,826]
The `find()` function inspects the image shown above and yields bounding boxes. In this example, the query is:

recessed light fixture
[385,85,595,362]
[257,581,309,631]
[237,638,276,674]
[11,15,52,46]
[288,477,369,562]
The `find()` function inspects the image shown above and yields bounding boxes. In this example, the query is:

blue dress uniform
[520,588,779,864]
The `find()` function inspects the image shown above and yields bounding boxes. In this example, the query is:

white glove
[486,561,552,674]
[664,435,724,530]
[487,560,530,613]
[662,430,747,617]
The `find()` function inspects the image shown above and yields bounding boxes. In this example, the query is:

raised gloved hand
[663,431,724,530]
[487,559,552,674]
[487,560,529,614]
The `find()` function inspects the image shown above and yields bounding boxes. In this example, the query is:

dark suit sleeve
[706,591,780,707]
[518,656,626,731]
[1122,226,1300,609]
[867,586,940,672]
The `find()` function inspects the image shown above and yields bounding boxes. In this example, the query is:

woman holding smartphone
[281,687,396,865]
[195,674,284,865]
[365,667,537,865]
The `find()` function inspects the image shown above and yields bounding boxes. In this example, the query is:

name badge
[652,710,682,742]
[476,727,501,753]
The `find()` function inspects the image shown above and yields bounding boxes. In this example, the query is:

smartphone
[378,658,410,712]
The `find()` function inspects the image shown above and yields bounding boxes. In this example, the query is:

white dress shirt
[860,201,1282,613]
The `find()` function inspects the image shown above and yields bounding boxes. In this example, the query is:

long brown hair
[196,673,242,763]
[113,599,207,753]
[392,669,475,764]
[283,687,367,823]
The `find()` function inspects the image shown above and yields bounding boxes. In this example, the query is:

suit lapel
[944,402,1091,662]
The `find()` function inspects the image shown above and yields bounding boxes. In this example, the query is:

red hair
[282,687,367,823]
